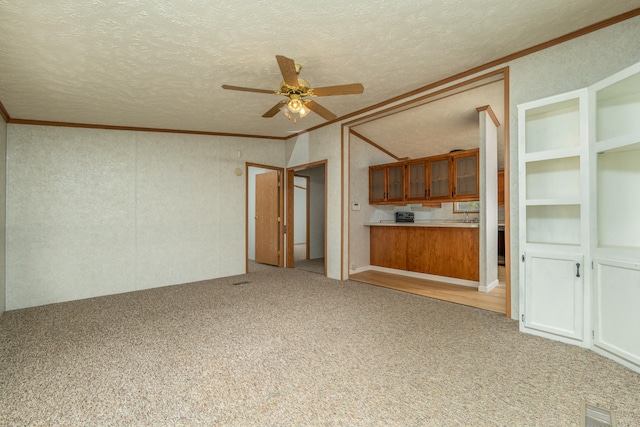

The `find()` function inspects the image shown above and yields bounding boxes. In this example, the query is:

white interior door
[523,251,584,342]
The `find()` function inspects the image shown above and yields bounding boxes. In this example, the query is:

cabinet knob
[576,263,581,278]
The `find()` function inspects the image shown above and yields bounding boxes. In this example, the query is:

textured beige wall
[0,116,6,316]
[6,125,284,309]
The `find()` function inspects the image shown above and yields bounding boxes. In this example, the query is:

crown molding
[7,118,287,140]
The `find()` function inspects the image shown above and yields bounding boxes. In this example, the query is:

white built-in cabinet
[590,64,640,372]
[519,61,640,374]
[519,89,589,346]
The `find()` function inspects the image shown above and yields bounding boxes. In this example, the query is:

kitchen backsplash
[369,202,483,222]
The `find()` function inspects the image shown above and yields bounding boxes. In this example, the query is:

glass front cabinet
[405,160,426,201]
[369,148,478,205]
[427,156,451,200]
[369,162,405,204]
[452,150,479,200]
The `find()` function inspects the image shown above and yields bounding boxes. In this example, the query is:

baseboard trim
[358,265,480,288]
[479,278,500,293]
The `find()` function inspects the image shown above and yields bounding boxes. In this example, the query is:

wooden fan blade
[222,84,275,94]
[276,55,299,87]
[262,101,286,118]
[312,83,364,96]
[305,100,337,121]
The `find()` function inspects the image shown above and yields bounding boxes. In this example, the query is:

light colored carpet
[1,267,639,426]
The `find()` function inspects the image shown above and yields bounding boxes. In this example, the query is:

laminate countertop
[365,221,479,228]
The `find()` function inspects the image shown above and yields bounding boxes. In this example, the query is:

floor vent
[232,281,250,286]
[582,402,616,427]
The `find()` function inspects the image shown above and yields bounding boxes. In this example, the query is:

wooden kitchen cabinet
[368,148,478,205]
[406,227,479,280]
[369,162,405,203]
[370,225,479,281]
[452,149,479,200]
[427,155,451,200]
[370,226,408,270]
[405,159,427,201]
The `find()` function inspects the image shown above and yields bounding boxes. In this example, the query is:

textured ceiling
[0,1,638,142]
[354,79,506,165]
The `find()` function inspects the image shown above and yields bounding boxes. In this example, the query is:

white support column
[477,105,499,292]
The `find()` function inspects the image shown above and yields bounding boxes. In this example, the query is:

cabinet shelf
[594,135,640,153]
[525,156,581,200]
[523,146,582,163]
[594,69,640,142]
[524,96,581,153]
[526,204,581,246]
[525,199,581,206]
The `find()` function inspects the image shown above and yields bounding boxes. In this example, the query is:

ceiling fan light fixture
[280,96,310,123]
[280,104,292,120]
[299,103,310,118]
[287,95,304,113]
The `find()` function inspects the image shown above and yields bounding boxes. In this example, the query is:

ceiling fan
[222,55,364,123]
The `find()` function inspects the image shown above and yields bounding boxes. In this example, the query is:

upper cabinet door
[428,157,451,199]
[406,160,426,201]
[369,166,386,203]
[452,150,479,199]
[369,162,406,204]
[386,164,405,202]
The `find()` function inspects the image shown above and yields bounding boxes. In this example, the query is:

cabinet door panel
[593,258,640,367]
[407,227,479,281]
[370,227,407,270]
[406,161,426,200]
[370,167,385,202]
[429,159,450,199]
[524,251,584,341]
[387,165,405,201]
[454,153,478,197]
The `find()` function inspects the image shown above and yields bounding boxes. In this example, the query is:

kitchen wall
[348,134,397,271]
[6,124,284,310]
[0,115,6,316]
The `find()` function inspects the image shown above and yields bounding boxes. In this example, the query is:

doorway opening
[246,163,285,273]
[286,161,327,276]
[343,68,511,316]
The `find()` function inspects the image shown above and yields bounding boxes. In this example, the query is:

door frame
[286,160,328,275]
[246,162,285,273]
[294,175,311,260]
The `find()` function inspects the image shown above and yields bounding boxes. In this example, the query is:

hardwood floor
[349,267,507,314]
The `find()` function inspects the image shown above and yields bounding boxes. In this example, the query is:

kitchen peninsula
[366,220,479,285]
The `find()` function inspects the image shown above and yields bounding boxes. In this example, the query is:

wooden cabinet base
[370,226,479,281]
